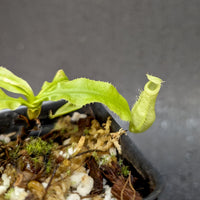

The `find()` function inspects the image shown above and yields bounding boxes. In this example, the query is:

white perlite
[70,172,86,188]
[70,172,94,196]
[76,174,94,196]
[0,173,11,195]
[0,135,10,143]
[0,132,16,144]
[71,112,87,122]
[9,186,28,200]
[104,185,117,200]
[66,193,81,200]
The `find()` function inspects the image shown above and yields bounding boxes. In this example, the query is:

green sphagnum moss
[25,137,53,156]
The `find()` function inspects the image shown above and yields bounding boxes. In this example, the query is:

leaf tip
[53,69,69,81]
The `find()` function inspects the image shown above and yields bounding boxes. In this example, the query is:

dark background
[0,1,200,199]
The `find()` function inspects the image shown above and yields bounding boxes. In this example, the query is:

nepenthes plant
[0,67,163,133]
[0,67,164,200]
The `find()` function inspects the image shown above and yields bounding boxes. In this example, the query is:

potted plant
[0,67,164,200]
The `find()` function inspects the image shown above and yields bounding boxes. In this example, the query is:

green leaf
[49,102,82,118]
[37,78,132,121]
[37,69,69,96]
[0,67,34,101]
[0,89,23,110]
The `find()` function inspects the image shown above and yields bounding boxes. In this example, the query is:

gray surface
[0,1,200,199]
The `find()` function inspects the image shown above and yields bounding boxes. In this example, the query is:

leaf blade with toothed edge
[36,78,132,121]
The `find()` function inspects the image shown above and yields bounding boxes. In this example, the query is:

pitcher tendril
[0,67,163,133]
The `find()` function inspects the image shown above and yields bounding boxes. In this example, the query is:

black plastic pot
[0,100,164,199]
